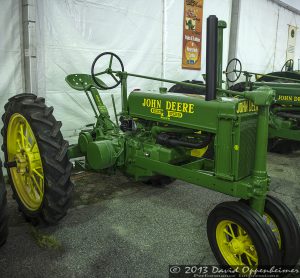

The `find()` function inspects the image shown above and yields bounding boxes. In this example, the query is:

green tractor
[0,160,8,247]
[1,15,300,274]
[255,59,300,82]
[225,58,300,153]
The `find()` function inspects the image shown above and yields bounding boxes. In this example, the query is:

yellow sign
[182,0,203,70]
[142,98,194,119]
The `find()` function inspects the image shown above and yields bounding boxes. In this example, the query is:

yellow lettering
[156,100,161,108]
[166,101,171,110]
[171,102,176,110]
[294,96,300,102]
[182,103,188,112]
[188,104,194,113]
[177,102,182,111]
[278,95,293,101]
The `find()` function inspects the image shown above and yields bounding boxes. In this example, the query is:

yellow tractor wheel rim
[263,212,282,249]
[216,220,258,268]
[7,113,44,211]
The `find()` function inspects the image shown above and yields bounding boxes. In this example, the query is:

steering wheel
[225,58,242,82]
[281,59,294,72]
[91,52,124,90]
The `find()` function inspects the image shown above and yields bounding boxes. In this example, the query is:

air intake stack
[205,15,218,101]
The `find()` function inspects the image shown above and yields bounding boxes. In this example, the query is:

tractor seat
[65,74,107,91]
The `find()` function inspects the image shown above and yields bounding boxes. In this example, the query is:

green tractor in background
[225,57,300,153]
[255,59,300,82]
[1,15,300,275]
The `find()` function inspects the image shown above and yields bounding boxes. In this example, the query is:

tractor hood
[128,91,258,132]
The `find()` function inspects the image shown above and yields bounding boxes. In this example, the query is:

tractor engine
[124,91,258,182]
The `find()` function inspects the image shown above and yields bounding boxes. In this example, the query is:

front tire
[1,94,73,225]
[257,196,300,267]
[207,201,281,274]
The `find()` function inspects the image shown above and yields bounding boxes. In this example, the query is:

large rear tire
[1,94,73,225]
[0,160,8,246]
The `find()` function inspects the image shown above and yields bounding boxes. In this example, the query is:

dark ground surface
[0,152,299,278]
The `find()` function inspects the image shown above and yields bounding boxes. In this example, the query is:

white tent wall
[0,0,23,111]
[274,5,300,70]
[0,0,23,160]
[237,0,300,73]
[0,0,23,102]
[35,0,163,141]
[163,0,232,82]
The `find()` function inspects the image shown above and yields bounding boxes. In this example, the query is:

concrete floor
[0,152,299,278]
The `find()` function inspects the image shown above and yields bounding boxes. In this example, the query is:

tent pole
[21,0,38,94]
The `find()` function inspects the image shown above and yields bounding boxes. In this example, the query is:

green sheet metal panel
[128,91,243,132]
[253,82,300,106]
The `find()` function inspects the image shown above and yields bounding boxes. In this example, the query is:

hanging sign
[182,0,204,70]
[286,25,297,61]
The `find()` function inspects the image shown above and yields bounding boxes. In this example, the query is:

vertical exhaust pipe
[205,15,218,101]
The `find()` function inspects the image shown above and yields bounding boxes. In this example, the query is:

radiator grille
[236,117,257,180]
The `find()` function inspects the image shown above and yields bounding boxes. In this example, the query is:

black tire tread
[264,195,300,266]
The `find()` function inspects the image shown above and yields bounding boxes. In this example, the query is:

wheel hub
[228,237,245,254]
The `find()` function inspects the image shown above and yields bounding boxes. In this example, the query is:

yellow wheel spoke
[238,254,243,264]
[237,225,244,236]
[31,174,42,196]
[19,124,26,148]
[243,250,258,263]
[223,228,234,238]
[228,224,236,238]
[264,212,282,250]
[26,176,36,198]
[30,141,36,152]
[16,139,22,152]
[246,253,253,266]
[33,168,44,181]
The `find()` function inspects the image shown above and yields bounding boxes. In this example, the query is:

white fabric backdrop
[36,0,164,141]
[0,0,23,114]
[237,0,300,73]
[0,0,23,161]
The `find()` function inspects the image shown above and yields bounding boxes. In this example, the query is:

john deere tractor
[1,15,299,274]
[255,59,300,83]
[225,57,300,153]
